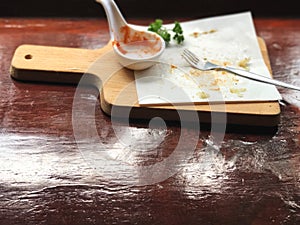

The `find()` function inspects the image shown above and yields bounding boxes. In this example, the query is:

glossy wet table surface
[0,18,299,225]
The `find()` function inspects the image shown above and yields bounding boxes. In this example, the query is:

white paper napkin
[134,12,282,105]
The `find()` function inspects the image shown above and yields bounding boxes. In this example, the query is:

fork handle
[223,66,300,91]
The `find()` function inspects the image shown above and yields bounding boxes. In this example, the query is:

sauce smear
[113,25,162,58]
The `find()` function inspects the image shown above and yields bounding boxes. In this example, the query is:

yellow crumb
[223,61,231,66]
[202,29,217,35]
[230,88,247,97]
[197,91,210,99]
[210,87,221,91]
[211,78,225,86]
[190,69,202,76]
[238,58,251,70]
[209,29,217,34]
[183,74,190,80]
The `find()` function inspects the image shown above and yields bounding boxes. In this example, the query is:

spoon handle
[96,0,127,40]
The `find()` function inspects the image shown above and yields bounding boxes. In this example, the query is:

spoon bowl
[96,0,165,70]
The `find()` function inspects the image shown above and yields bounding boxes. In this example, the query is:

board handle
[10,43,114,84]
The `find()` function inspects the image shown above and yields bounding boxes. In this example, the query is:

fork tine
[181,53,194,65]
[182,49,199,64]
[182,51,197,65]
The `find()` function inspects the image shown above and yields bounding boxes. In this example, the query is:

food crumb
[190,69,202,76]
[238,58,251,70]
[223,61,230,66]
[183,74,190,80]
[206,29,217,34]
[210,87,220,91]
[211,78,224,86]
[197,91,210,99]
[170,64,178,74]
[230,88,247,97]
[191,32,200,38]
[190,29,217,38]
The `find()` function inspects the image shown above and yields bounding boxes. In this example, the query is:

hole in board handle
[25,54,33,60]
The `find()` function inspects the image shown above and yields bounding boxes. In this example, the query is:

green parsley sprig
[172,21,184,44]
[148,19,184,45]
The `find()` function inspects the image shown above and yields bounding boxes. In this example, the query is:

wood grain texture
[0,18,300,225]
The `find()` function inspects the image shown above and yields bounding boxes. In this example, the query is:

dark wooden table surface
[0,17,299,225]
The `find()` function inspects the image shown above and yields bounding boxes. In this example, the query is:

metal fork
[182,49,300,91]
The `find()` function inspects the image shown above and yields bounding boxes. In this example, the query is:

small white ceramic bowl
[113,31,166,70]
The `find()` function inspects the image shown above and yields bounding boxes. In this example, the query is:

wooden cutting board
[10,38,281,127]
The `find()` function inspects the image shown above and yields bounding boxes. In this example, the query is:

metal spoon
[96,0,165,70]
